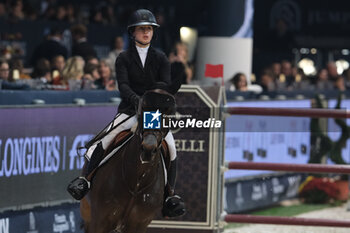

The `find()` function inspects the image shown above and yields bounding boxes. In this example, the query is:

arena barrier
[222,105,350,228]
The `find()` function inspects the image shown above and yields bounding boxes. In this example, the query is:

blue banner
[0,203,83,233]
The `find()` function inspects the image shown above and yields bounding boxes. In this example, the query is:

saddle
[87,130,170,181]
[106,130,170,164]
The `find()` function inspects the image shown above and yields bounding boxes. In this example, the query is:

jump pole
[226,161,350,174]
[223,214,350,227]
[225,107,350,118]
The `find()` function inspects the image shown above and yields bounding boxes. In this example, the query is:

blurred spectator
[168,41,193,84]
[270,62,281,80]
[86,56,99,66]
[23,3,38,21]
[59,56,85,89]
[291,67,312,90]
[225,72,262,93]
[82,63,99,89]
[42,5,55,20]
[0,2,7,19]
[107,36,124,76]
[70,24,97,60]
[0,59,10,82]
[89,3,116,25]
[31,27,68,66]
[327,61,339,81]
[342,68,350,88]
[260,70,276,92]
[31,58,52,84]
[334,76,346,91]
[90,8,104,24]
[101,4,116,25]
[226,72,248,92]
[55,4,67,21]
[51,55,65,73]
[51,55,65,80]
[0,59,30,90]
[84,63,100,80]
[108,36,124,64]
[316,68,333,90]
[8,0,25,23]
[280,60,295,89]
[95,59,116,90]
[65,3,76,23]
[10,58,31,79]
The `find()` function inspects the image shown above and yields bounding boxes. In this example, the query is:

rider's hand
[131,95,141,112]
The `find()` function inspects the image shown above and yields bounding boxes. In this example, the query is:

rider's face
[134,25,153,47]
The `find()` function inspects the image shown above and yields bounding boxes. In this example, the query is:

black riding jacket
[115,44,171,115]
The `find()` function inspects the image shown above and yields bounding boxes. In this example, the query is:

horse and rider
[67,9,186,231]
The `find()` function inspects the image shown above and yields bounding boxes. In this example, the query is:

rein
[116,132,163,232]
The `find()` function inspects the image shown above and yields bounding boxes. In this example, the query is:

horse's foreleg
[83,222,89,233]
[80,197,91,222]
[112,223,125,233]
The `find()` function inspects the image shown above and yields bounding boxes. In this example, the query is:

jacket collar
[130,43,154,70]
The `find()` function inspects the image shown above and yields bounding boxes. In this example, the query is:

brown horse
[80,90,174,233]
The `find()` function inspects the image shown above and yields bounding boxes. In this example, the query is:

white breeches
[85,113,177,161]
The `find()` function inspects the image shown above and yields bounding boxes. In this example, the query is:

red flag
[205,64,223,78]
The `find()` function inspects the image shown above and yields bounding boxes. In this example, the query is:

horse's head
[137,89,175,164]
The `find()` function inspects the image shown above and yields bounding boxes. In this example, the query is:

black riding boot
[162,158,186,217]
[67,142,104,200]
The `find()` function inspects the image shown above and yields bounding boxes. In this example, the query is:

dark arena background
[2,0,350,232]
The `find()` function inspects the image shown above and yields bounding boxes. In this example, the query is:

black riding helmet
[127,9,160,35]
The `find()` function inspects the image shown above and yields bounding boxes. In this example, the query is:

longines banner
[0,105,117,210]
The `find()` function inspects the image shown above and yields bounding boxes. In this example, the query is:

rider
[67,9,185,218]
